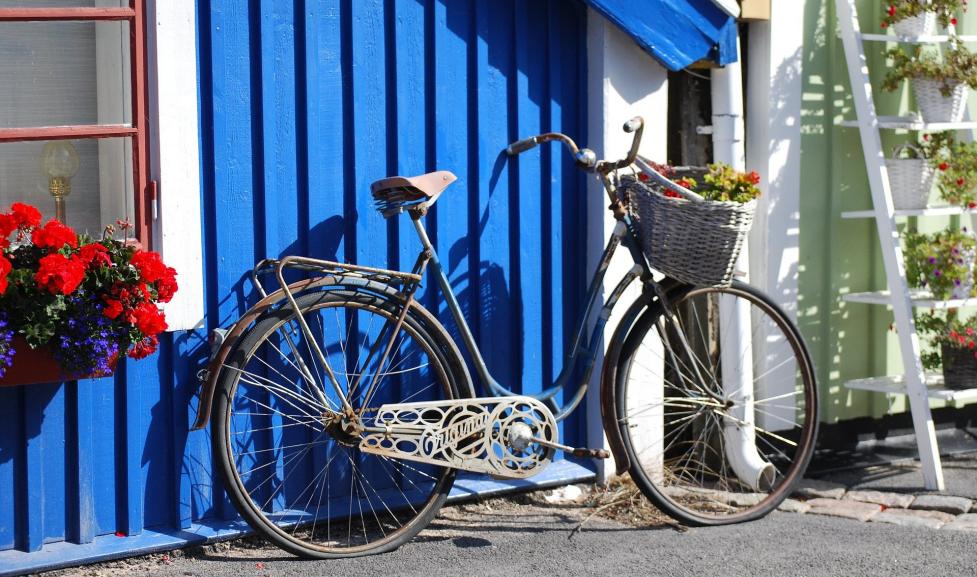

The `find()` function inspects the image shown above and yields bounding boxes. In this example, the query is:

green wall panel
[800,0,977,423]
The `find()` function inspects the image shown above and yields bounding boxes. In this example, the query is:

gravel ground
[34,483,977,577]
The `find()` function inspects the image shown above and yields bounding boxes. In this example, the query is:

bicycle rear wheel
[616,281,818,525]
[212,289,467,557]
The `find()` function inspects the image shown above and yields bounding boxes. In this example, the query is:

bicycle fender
[190,275,409,431]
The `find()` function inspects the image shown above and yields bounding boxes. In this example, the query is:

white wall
[585,9,669,481]
[746,5,803,318]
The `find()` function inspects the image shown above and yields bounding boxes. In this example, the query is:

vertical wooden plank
[305,0,346,263]
[260,0,300,262]
[351,0,389,270]
[475,0,515,392]
[433,0,473,329]
[90,374,117,535]
[65,380,94,544]
[121,361,144,535]
[0,387,18,550]
[542,1,561,409]
[303,0,347,511]
[394,0,427,266]
[514,2,545,398]
[259,0,301,513]
[21,383,65,550]
[208,0,259,520]
[141,344,172,528]
[170,332,195,530]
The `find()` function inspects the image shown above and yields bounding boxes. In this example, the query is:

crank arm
[531,437,610,459]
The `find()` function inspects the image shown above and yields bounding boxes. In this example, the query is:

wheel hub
[323,414,362,447]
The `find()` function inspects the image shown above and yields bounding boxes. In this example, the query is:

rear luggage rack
[250,256,422,299]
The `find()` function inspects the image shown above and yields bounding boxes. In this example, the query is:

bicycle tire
[212,289,470,558]
[616,281,818,525]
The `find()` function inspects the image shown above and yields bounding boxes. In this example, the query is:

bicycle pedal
[569,447,610,459]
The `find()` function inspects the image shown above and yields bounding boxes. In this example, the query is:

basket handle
[891,143,923,160]
[634,156,706,202]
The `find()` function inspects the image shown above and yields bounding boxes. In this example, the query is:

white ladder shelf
[834,0,977,491]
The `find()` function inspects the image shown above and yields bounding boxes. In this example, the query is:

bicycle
[191,116,818,558]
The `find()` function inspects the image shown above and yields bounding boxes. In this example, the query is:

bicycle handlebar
[505,116,644,174]
[506,136,539,155]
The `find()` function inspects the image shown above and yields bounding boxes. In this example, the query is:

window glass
[0,138,134,236]
[0,21,132,129]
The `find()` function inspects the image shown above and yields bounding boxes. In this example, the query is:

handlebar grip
[623,116,644,134]
[506,136,539,156]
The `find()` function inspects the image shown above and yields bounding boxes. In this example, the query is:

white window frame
[148,0,204,331]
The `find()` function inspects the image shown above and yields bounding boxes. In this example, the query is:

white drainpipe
[710,35,776,491]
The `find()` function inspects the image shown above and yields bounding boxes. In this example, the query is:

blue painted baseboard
[0,460,595,576]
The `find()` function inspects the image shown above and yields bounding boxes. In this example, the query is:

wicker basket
[624,170,757,287]
[913,77,969,123]
[941,342,977,390]
[892,12,936,36]
[886,145,934,210]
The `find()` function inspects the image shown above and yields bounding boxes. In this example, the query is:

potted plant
[886,143,936,209]
[903,228,977,299]
[919,132,977,207]
[883,44,977,122]
[881,0,967,35]
[916,311,977,389]
[0,203,177,385]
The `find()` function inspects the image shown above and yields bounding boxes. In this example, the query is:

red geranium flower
[32,219,78,250]
[78,242,112,269]
[939,162,950,171]
[128,335,159,359]
[102,298,124,320]
[10,203,41,229]
[130,251,168,283]
[155,270,178,303]
[35,253,86,295]
[0,254,11,295]
[131,301,167,336]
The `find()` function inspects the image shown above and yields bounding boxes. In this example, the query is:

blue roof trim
[583,0,738,71]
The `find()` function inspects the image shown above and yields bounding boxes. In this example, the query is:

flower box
[0,335,118,387]
[0,202,177,384]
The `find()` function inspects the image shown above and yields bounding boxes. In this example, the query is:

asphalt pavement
[46,492,977,577]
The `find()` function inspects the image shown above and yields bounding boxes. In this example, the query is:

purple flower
[0,313,14,379]
[51,292,122,376]
[956,279,963,286]
[929,257,937,264]
[935,269,942,277]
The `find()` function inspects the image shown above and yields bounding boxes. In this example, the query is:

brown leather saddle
[370,170,457,218]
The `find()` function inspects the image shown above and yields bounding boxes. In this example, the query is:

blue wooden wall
[0,0,588,569]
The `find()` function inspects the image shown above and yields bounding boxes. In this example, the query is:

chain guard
[359,396,558,479]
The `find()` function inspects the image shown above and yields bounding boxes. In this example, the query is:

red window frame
[0,2,152,247]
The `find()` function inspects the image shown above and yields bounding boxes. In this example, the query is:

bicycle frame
[404,191,653,423]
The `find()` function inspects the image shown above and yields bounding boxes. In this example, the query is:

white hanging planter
[892,12,937,36]
[913,77,970,123]
[886,145,935,209]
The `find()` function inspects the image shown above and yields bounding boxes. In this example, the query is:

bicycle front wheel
[616,281,818,525]
[212,290,467,558]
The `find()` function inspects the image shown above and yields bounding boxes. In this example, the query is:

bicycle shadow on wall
[150,215,348,524]
[436,154,518,396]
